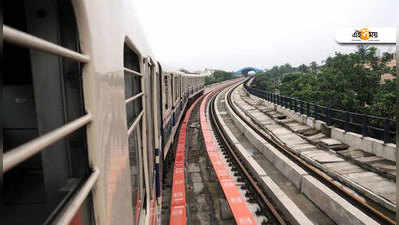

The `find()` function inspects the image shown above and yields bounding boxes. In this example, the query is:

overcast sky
[134,0,397,72]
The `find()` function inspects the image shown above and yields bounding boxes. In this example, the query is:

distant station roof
[235,67,263,75]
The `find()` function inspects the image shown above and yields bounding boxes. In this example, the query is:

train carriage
[2,1,206,225]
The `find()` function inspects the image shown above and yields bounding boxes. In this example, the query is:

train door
[163,74,170,114]
[161,73,171,152]
[146,58,162,224]
[170,73,174,108]
[170,73,175,126]
[155,63,163,202]
[123,42,145,224]
[143,58,155,223]
[2,0,93,224]
[180,75,182,102]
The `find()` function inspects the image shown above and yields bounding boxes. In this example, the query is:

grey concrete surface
[238,85,396,213]
[301,175,379,225]
[226,85,393,223]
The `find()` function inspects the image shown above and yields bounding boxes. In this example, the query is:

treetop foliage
[251,46,396,119]
[205,70,237,85]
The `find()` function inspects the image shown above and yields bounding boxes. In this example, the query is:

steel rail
[228,80,395,225]
[169,94,205,225]
[209,84,287,225]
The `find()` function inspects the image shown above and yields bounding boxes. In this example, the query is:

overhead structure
[235,67,263,75]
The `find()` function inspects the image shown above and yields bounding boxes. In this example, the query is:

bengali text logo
[352,28,378,41]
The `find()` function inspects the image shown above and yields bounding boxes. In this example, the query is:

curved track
[226,80,395,225]
[169,95,205,225]
[208,83,287,225]
[169,80,252,225]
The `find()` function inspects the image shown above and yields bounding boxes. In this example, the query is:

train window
[2,0,92,224]
[170,74,174,107]
[124,44,143,127]
[123,42,144,224]
[180,77,182,98]
[175,76,178,102]
[157,63,164,138]
[164,75,169,110]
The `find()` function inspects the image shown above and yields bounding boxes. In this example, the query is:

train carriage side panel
[69,1,155,225]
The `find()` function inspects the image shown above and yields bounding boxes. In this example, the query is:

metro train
[2,1,206,225]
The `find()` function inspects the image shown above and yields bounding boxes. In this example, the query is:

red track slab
[169,80,253,225]
[199,85,258,225]
[169,95,204,225]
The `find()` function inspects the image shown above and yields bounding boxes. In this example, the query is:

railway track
[224,80,395,225]
[168,79,394,225]
[169,80,258,225]
[208,85,287,225]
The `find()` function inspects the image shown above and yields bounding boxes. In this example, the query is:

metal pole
[289,99,293,110]
[362,115,368,137]
[383,118,389,144]
[344,111,350,132]
[326,107,331,126]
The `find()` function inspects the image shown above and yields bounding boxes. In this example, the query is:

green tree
[297,64,309,73]
[252,46,396,119]
[205,70,237,85]
[369,80,396,118]
[310,61,318,74]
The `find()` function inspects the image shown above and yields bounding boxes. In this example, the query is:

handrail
[53,167,100,225]
[3,25,90,63]
[128,111,144,135]
[3,114,92,172]
[244,81,395,144]
[125,92,144,104]
[124,67,143,77]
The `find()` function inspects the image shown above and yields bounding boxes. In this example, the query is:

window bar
[3,25,90,63]
[128,111,144,136]
[53,167,100,225]
[124,67,143,77]
[125,92,144,104]
[3,113,92,172]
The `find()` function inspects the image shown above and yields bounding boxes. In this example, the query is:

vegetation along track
[226,79,395,225]
[209,83,287,225]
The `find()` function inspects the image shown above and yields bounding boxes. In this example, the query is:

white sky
[133,0,397,72]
